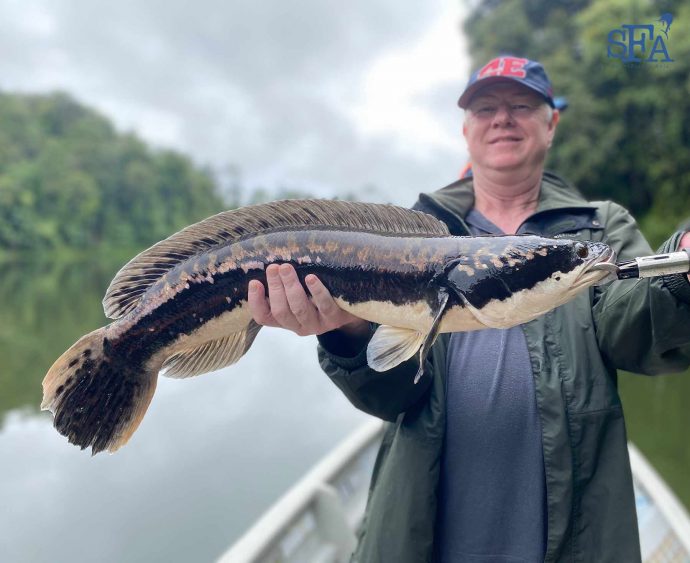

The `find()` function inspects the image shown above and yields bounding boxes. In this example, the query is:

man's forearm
[318,319,372,358]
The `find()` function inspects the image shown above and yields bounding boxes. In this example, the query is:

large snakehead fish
[42,200,615,454]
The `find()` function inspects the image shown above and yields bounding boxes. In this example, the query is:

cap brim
[457,76,553,109]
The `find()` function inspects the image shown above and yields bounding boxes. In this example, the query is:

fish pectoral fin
[366,325,426,373]
[413,289,449,384]
[161,321,262,379]
[367,291,450,377]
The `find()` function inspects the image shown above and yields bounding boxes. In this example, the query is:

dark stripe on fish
[111,231,458,363]
[110,233,583,368]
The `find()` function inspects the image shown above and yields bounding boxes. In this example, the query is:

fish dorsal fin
[160,321,262,379]
[367,325,426,372]
[103,199,450,319]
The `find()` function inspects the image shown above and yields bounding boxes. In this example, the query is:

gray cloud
[0,0,468,203]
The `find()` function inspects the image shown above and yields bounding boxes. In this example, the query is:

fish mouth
[580,246,618,286]
[589,246,617,269]
[574,244,618,288]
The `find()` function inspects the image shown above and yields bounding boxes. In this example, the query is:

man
[248,57,690,562]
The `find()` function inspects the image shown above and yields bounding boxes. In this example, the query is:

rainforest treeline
[0,92,224,256]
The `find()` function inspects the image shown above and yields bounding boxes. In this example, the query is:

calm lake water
[1,256,689,563]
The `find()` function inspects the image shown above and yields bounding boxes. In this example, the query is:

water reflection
[0,257,368,563]
[619,372,690,510]
[0,257,119,420]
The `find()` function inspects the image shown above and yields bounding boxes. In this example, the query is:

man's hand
[248,263,370,337]
[680,232,690,249]
[680,232,690,281]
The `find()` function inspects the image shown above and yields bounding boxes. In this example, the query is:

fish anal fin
[366,325,426,373]
[161,321,262,378]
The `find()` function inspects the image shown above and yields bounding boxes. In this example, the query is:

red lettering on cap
[478,57,528,79]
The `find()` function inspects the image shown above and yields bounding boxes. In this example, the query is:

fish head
[446,236,616,328]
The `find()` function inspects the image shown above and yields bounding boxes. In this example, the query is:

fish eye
[576,243,589,259]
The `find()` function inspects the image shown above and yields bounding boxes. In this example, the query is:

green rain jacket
[317,172,690,563]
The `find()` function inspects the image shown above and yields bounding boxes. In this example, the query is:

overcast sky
[0,0,470,205]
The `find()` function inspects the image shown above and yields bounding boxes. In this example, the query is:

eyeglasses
[467,101,544,119]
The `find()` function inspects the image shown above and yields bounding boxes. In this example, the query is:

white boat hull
[218,421,690,563]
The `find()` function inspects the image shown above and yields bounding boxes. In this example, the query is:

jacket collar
[415,171,597,235]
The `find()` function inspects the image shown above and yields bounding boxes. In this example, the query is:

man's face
[462,82,559,174]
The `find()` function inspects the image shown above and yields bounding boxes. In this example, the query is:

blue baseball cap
[458,56,555,109]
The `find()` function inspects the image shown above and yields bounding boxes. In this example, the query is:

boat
[630,443,690,562]
[218,419,690,563]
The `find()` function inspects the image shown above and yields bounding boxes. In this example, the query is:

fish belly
[336,299,488,333]
[335,297,435,332]
[438,304,489,332]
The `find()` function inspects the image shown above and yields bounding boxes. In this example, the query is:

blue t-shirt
[435,209,547,563]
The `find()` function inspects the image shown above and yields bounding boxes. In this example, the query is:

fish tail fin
[41,327,158,455]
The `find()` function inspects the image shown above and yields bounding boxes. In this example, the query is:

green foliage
[464,0,690,242]
[0,92,225,255]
